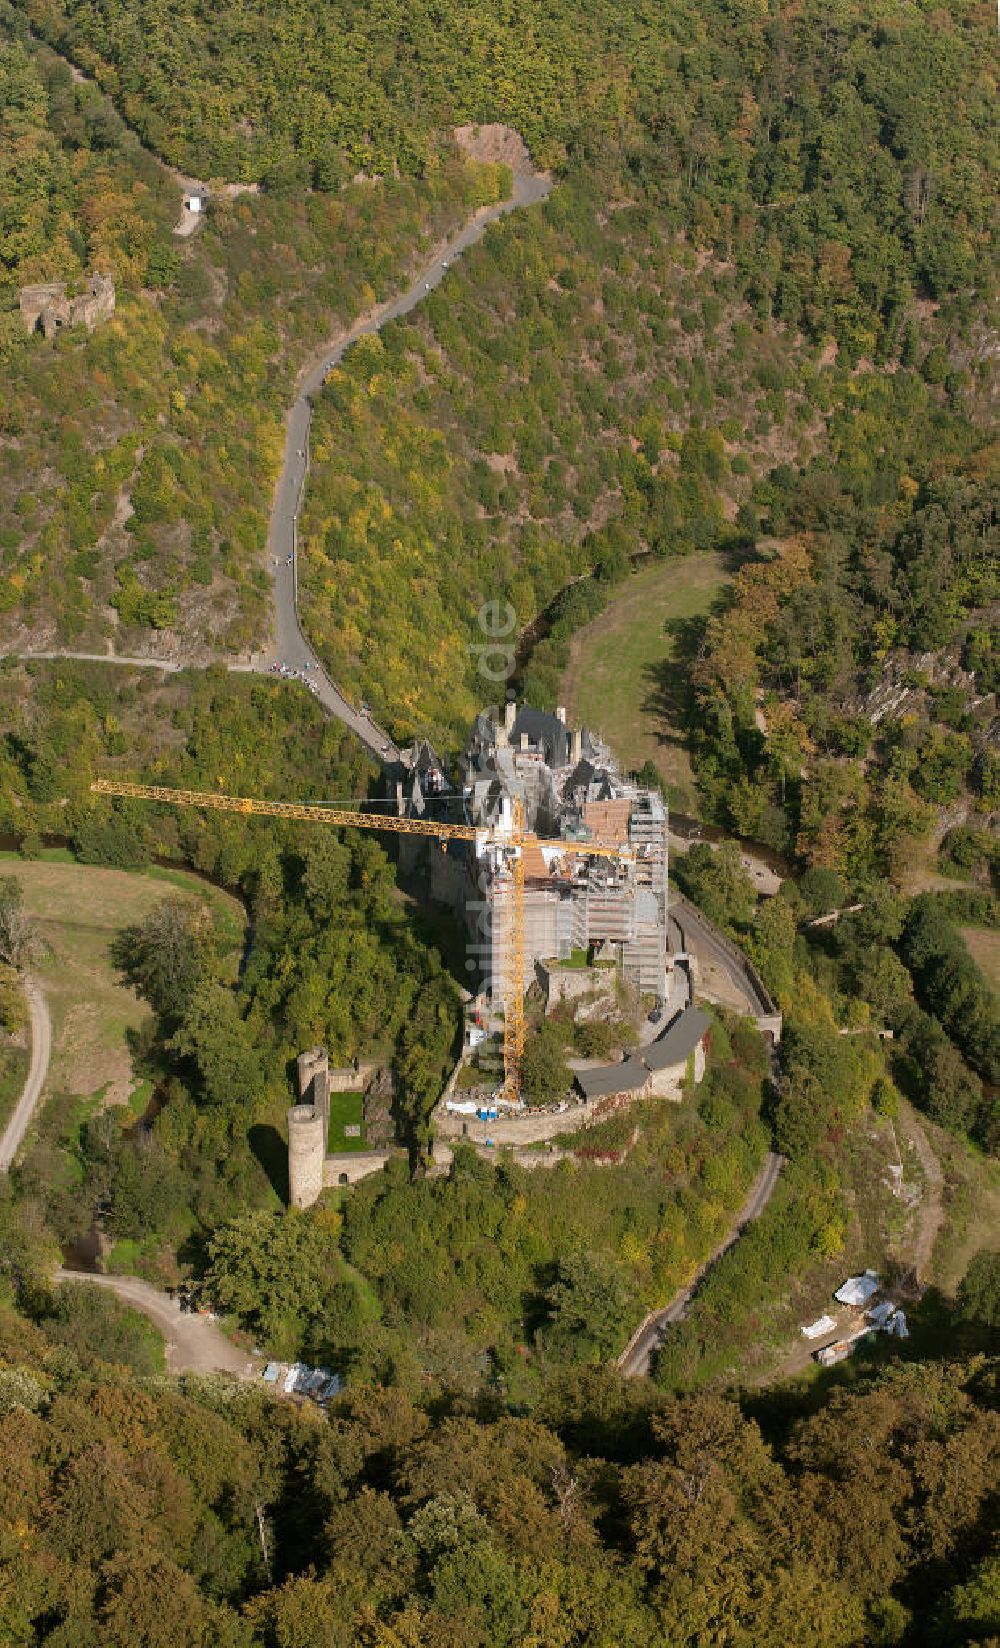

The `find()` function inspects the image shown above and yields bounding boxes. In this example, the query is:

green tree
[956,1250,1000,1332]
[113,897,217,1027]
[520,1020,571,1107]
[205,1206,345,1356]
[0,877,40,970]
[542,1250,634,1363]
[676,843,757,934]
[169,982,267,1108]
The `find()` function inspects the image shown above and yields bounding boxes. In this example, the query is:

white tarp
[801,1314,837,1340]
[834,1270,880,1308]
[866,1300,897,1329]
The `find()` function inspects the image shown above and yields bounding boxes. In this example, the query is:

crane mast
[91,777,630,1104]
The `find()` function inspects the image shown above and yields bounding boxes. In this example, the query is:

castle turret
[296,1045,328,1099]
[288,1104,325,1208]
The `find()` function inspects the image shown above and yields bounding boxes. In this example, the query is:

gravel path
[259,167,551,767]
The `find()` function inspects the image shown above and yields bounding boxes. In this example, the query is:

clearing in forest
[960,927,1000,994]
[559,552,730,814]
[0,854,244,1109]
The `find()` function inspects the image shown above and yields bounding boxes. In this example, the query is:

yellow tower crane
[90,778,632,1104]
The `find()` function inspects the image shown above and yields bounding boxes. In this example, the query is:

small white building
[184,194,204,214]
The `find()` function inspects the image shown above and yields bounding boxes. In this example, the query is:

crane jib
[90,775,634,1105]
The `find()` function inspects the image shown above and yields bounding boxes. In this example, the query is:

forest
[0,0,996,720]
[0,1229,999,1648]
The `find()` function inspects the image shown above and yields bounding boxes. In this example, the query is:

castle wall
[322,1150,392,1187]
[538,961,619,1015]
[327,1062,377,1092]
[296,1046,328,1098]
[19,274,115,337]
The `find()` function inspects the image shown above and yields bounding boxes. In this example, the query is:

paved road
[262,167,552,767]
[618,1150,784,1377]
[0,976,51,1172]
[670,890,778,1022]
[54,1268,259,1378]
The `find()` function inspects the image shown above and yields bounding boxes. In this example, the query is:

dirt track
[0,977,51,1172]
[54,1269,260,1378]
[895,1104,945,1281]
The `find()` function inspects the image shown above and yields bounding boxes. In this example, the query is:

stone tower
[288,1045,330,1208]
[288,1103,325,1209]
[296,1045,329,1099]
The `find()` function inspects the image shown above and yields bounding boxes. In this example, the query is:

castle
[393,701,671,1007]
[19,273,116,338]
[287,702,675,1206]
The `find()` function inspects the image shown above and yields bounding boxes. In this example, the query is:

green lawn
[559,552,732,814]
[328,1091,367,1153]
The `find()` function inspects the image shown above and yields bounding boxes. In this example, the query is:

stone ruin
[19,273,115,338]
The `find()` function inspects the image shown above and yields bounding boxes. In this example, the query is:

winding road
[618,1149,784,1377]
[262,166,551,765]
[0,976,51,1172]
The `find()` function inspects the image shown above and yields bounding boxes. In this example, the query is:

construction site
[393,699,672,1014]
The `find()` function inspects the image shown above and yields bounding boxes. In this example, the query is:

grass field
[0,854,245,1111]
[928,1124,1000,1298]
[961,927,1000,993]
[328,1091,367,1152]
[559,552,731,814]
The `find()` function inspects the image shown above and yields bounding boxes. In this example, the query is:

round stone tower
[287,1103,325,1209]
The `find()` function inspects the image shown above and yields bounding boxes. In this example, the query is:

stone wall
[327,1062,377,1093]
[322,1150,393,1188]
[646,1039,705,1098]
[19,273,115,338]
[538,961,619,1017]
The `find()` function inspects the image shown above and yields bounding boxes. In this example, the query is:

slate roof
[641,1006,712,1071]
[575,1056,650,1100]
[510,706,571,767]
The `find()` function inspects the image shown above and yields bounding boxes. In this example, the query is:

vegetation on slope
[3,0,997,686]
[0,20,509,649]
[0,1235,998,1648]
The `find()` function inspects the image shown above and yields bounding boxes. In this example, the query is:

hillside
[0,1246,998,1648]
[0,18,509,651]
[1,0,996,688]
